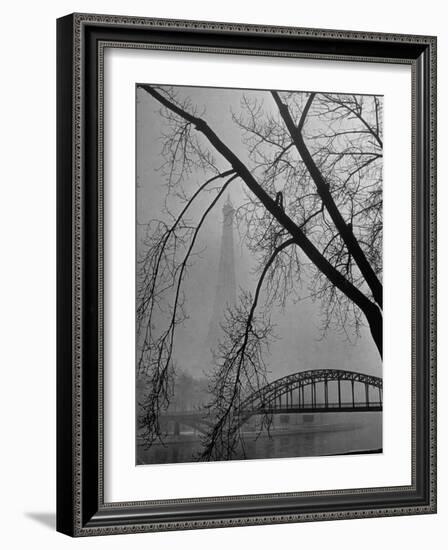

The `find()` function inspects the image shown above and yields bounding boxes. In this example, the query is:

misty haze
[135,84,383,465]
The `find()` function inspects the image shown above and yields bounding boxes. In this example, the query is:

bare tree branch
[139,84,382,355]
[271,91,383,310]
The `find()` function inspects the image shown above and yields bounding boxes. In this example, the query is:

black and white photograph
[135,84,383,465]
[0,0,441,545]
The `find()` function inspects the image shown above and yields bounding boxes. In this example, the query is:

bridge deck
[161,402,382,422]
[243,403,382,414]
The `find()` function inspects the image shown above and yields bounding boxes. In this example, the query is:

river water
[137,411,382,465]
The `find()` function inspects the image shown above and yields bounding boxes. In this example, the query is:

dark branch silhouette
[271,91,382,309]
[136,84,383,459]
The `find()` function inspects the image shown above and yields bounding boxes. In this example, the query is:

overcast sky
[136,84,382,383]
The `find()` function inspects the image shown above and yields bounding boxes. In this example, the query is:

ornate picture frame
[57,13,436,536]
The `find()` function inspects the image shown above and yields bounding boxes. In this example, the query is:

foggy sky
[136,84,382,383]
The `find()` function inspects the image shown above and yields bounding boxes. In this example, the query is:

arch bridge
[239,369,382,417]
[160,369,382,435]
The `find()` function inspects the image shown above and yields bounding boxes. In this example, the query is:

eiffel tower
[208,195,237,355]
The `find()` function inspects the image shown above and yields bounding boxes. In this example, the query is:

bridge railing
[242,401,382,413]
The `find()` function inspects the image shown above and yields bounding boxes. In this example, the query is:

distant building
[207,195,237,355]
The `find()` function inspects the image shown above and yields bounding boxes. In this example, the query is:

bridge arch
[239,369,382,416]
[160,369,383,435]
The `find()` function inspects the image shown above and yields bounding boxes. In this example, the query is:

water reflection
[137,411,382,465]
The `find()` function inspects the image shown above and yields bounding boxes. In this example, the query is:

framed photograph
[57,13,437,536]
